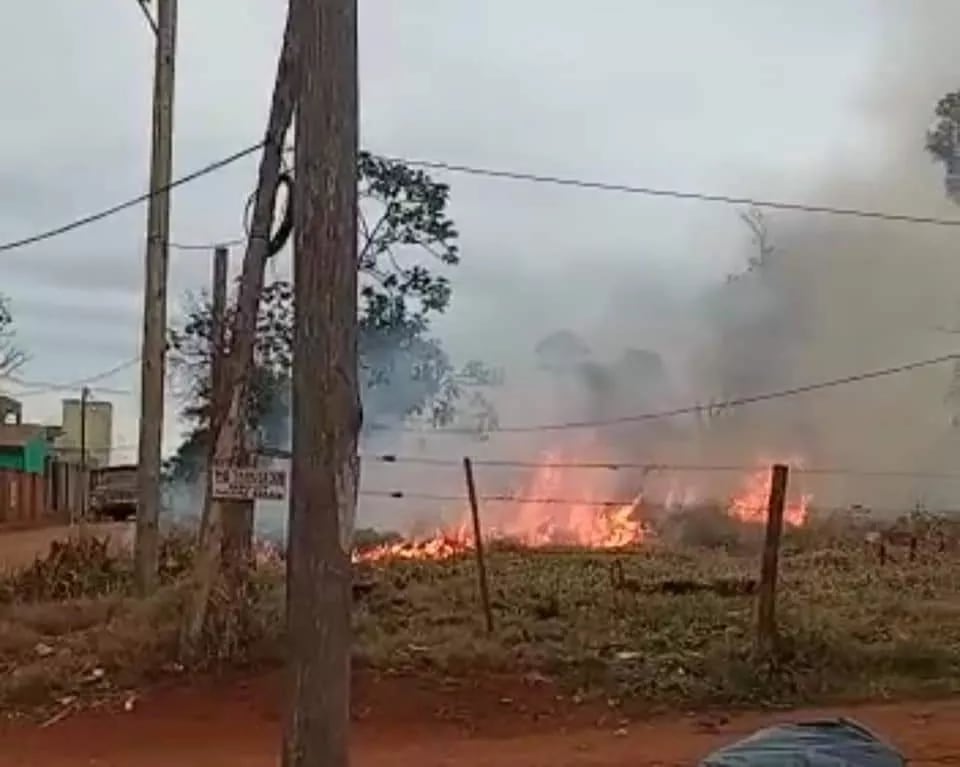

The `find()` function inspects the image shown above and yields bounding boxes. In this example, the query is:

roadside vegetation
[3,512,960,715]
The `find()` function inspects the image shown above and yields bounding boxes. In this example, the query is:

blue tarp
[699,718,905,766]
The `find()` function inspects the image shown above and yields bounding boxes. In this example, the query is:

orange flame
[355,447,648,562]
[354,452,811,563]
[352,530,469,563]
[481,452,647,548]
[727,464,810,526]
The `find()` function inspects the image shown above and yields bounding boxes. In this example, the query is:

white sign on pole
[211,466,288,501]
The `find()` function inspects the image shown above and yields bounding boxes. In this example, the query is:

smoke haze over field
[338,1,960,535]
[682,1,960,510]
[146,2,960,538]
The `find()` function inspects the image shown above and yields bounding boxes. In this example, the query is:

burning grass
[352,460,811,563]
[4,514,960,713]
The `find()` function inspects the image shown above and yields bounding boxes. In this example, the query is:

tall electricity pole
[283,0,358,765]
[80,385,90,520]
[135,0,178,596]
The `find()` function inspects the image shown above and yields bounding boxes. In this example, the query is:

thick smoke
[679,3,960,511]
[430,2,960,520]
[182,4,960,538]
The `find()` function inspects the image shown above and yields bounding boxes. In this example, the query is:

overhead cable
[8,142,960,256]
[387,353,960,435]
[0,142,264,254]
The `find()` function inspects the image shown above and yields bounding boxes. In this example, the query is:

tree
[727,208,774,283]
[927,90,960,422]
[926,90,960,198]
[705,207,790,401]
[0,295,26,378]
[168,160,498,479]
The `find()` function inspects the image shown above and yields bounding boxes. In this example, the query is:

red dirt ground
[1,672,959,766]
[0,522,132,573]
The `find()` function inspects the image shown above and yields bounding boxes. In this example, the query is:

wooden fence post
[463,457,494,634]
[756,463,789,656]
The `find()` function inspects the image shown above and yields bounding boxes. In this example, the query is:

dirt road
[1,672,958,766]
[0,522,132,573]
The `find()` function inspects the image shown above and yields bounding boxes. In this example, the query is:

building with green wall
[0,425,51,475]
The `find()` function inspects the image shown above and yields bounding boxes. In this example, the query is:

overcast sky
[0,0,912,462]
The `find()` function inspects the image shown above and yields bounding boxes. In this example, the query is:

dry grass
[351,540,960,706]
[4,515,960,711]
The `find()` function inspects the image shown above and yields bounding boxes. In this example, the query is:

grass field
[2,515,960,712]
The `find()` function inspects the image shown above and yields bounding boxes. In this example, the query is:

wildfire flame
[481,455,647,549]
[354,451,811,563]
[352,531,469,563]
[727,461,811,526]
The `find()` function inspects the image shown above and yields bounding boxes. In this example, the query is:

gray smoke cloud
[667,2,960,512]
[431,2,960,521]
[180,3,960,539]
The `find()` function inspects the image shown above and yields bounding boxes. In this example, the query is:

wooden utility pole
[205,245,229,520]
[210,247,229,411]
[756,463,788,656]
[283,0,358,765]
[181,2,297,656]
[209,244,254,639]
[135,0,178,596]
[79,386,90,520]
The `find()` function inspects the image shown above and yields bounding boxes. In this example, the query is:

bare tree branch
[0,348,27,378]
[0,297,26,379]
[358,209,389,266]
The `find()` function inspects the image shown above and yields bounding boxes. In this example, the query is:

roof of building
[0,424,54,448]
[62,398,113,409]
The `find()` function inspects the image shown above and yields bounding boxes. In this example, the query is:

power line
[387,155,960,228]
[9,143,960,258]
[383,352,959,435]
[77,351,955,457]
[163,153,960,249]
[5,357,140,398]
[0,142,264,254]
[367,454,960,480]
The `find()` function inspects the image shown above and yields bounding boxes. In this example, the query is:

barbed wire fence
[321,452,960,515]
[7,135,960,651]
[61,438,960,656]
[12,377,960,655]
[340,456,960,648]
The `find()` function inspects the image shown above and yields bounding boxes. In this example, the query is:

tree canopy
[166,155,499,482]
[926,90,960,167]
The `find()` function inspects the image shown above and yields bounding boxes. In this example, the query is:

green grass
[351,541,960,706]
